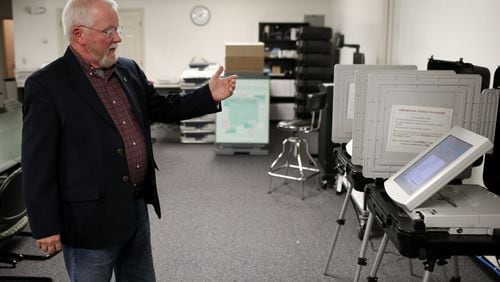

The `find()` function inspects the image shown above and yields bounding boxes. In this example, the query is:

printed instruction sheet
[386,105,453,153]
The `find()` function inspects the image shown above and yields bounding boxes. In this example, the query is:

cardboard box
[225,57,264,72]
[224,43,264,75]
[225,43,264,57]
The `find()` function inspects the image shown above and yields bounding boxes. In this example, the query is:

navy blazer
[22,48,220,248]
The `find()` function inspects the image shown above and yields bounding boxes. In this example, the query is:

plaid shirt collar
[69,46,116,80]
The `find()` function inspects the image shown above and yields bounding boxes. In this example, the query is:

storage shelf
[259,22,308,79]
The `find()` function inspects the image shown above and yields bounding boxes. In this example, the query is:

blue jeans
[62,198,156,282]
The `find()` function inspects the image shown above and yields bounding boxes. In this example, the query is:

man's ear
[72,26,84,43]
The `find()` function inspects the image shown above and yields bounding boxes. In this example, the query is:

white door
[57,9,145,68]
[117,9,144,67]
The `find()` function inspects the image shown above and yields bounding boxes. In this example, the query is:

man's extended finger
[224,74,238,80]
[212,66,223,79]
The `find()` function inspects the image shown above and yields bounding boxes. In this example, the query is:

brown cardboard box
[224,43,264,75]
[225,43,264,57]
[225,57,263,70]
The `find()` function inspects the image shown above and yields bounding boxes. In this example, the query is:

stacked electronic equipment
[294,26,333,119]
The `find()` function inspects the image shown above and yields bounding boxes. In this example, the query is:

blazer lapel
[64,49,116,128]
[114,66,146,132]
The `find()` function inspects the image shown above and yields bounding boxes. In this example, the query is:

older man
[21,0,236,280]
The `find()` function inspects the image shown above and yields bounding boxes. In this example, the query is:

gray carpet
[0,124,497,281]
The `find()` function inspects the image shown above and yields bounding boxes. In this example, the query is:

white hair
[62,0,118,41]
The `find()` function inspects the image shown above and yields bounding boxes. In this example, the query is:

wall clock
[190,5,210,26]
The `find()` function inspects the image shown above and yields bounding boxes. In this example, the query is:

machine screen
[394,135,472,195]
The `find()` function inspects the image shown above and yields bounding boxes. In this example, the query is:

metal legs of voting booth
[353,212,376,281]
[268,133,320,200]
[324,148,371,277]
[357,212,461,282]
[323,179,354,276]
[325,192,463,281]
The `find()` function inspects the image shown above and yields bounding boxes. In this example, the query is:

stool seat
[277,119,312,132]
[268,91,326,199]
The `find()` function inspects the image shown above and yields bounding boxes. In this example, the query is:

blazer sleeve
[21,75,62,239]
[127,59,221,123]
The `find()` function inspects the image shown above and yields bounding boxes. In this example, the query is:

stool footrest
[269,164,320,182]
[269,171,320,182]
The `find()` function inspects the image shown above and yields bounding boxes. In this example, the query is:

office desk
[0,109,22,173]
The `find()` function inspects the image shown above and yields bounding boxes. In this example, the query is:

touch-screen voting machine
[356,126,500,282]
[385,126,500,235]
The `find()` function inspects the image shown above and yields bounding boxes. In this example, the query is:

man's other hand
[36,234,62,254]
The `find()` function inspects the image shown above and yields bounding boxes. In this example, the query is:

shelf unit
[259,22,308,121]
[179,113,216,143]
[259,22,308,78]
[178,81,216,143]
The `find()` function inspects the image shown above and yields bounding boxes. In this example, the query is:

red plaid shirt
[71,48,147,187]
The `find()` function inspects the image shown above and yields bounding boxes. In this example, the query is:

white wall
[14,0,500,80]
[12,0,333,81]
[332,0,500,78]
[12,0,63,70]
[388,0,500,185]
[331,0,388,64]
[389,0,500,78]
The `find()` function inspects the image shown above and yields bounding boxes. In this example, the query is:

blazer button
[117,148,124,155]
[122,175,129,182]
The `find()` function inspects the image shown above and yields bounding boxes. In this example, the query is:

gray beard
[99,55,117,68]
[87,44,118,68]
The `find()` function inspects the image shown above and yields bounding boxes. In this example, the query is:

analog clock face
[190,5,210,26]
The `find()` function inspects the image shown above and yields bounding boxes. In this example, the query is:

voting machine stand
[324,65,421,277]
[333,145,373,233]
[323,146,374,277]
[354,125,500,282]
[324,129,375,277]
[360,182,500,282]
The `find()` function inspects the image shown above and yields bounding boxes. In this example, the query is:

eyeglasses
[79,25,122,38]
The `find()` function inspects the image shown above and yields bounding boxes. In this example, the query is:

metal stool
[268,91,326,199]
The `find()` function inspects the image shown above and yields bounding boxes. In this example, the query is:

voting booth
[328,65,416,197]
[324,65,500,281]
[356,71,499,281]
[360,72,497,178]
[331,64,417,144]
